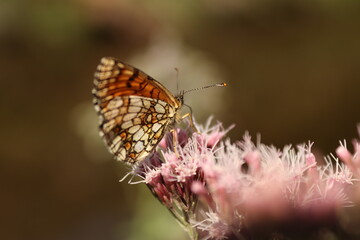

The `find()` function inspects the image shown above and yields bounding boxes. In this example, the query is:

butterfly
[92,57,185,164]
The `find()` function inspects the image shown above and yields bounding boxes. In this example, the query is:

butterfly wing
[92,57,181,163]
[93,57,180,108]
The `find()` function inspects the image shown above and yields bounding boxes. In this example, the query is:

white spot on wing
[123,113,137,121]
[103,119,115,133]
[146,143,154,151]
[104,109,119,120]
[133,118,141,125]
[140,133,149,142]
[122,69,133,76]
[168,106,175,117]
[143,100,151,109]
[152,123,162,132]
[128,125,141,134]
[118,148,126,160]
[107,97,123,110]
[121,121,132,129]
[128,106,142,113]
[96,71,113,79]
[133,128,145,141]
[112,136,122,145]
[96,88,108,97]
[110,141,121,152]
[134,141,144,153]
[137,151,148,159]
[146,115,152,123]
[158,100,168,107]
[154,103,165,113]
[129,97,142,105]
[101,57,115,66]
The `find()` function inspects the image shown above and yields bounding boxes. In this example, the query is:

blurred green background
[1,0,360,239]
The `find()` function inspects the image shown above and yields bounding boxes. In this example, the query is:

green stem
[168,201,198,240]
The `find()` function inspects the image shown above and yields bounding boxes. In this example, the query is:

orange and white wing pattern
[92,57,183,164]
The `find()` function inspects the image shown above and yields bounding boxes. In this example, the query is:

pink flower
[127,119,360,240]
[336,125,360,177]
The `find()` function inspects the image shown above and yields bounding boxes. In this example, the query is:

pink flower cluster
[130,120,360,240]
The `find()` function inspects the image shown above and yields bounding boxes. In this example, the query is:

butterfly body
[93,57,183,164]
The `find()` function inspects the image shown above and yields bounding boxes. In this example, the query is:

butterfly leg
[170,129,180,158]
[181,113,199,133]
[181,103,199,133]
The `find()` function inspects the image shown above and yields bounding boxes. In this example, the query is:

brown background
[1,0,360,239]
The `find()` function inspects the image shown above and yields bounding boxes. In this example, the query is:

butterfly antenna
[183,82,227,95]
[174,67,179,96]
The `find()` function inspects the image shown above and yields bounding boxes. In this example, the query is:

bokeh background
[1,0,360,239]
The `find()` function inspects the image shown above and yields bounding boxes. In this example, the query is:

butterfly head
[175,90,185,106]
